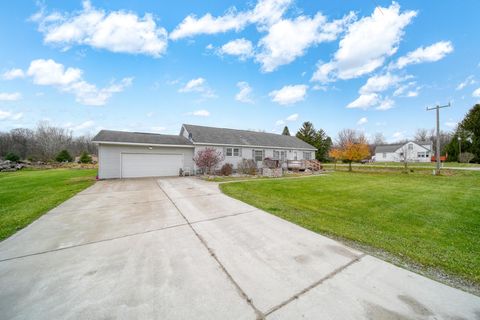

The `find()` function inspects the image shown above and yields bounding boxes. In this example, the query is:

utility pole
[426,103,451,175]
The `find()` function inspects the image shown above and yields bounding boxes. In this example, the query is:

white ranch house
[93,124,317,179]
[374,141,433,163]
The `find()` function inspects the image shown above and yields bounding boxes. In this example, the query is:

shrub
[55,149,73,162]
[193,147,224,175]
[459,152,475,163]
[220,163,233,176]
[237,159,257,175]
[5,152,20,162]
[79,151,92,163]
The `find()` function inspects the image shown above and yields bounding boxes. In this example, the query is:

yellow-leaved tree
[330,129,371,171]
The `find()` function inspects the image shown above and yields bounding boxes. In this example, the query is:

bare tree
[414,129,429,141]
[372,133,386,146]
[0,122,98,161]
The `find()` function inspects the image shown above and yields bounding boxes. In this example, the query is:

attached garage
[93,130,194,179]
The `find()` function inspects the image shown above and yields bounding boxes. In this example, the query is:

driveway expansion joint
[155,180,265,320]
[0,222,189,263]
[264,253,367,317]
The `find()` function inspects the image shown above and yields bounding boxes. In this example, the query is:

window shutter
[239,147,242,157]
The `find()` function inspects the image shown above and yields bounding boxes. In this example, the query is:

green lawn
[0,169,97,241]
[323,161,480,169]
[220,171,480,286]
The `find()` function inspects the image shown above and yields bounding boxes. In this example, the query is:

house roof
[375,141,432,153]
[92,130,193,146]
[182,124,317,150]
[375,144,403,153]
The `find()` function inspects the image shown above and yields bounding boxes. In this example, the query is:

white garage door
[121,153,183,178]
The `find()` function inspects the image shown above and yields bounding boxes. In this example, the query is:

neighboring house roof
[182,124,317,150]
[375,141,432,153]
[375,144,403,153]
[92,130,193,146]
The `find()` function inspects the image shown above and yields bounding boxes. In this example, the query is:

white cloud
[269,84,308,105]
[286,113,298,121]
[445,121,457,128]
[187,109,210,117]
[392,131,405,140]
[0,109,23,121]
[235,81,253,103]
[33,0,168,57]
[256,12,355,72]
[26,59,131,106]
[473,88,480,98]
[170,0,292,40]
[312,3,416,82]
[346,93,379,109]
[2,68,25,80]
[179,77,216,98]
[73,120,95,131]
[218,38,254,60]
[276,112,299,126]
[406,90,419,97]
[393,81,416,97]
[28,59,82,86]
[376,98,395,111]
[456,75,476,91]
[359,73,405,94]
[357,117,368,125]
[391,41,453,69]
[151,126,166,133]
[312,85,327,91]
[0,92,22,101]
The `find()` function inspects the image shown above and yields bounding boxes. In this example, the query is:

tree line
[0,121,97,162]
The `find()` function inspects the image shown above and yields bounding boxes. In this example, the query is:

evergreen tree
[79,151,92,163]
[282,126,290,136]
[444,104,480,162]
[296,122,317,146]
[55,149,73,162]
[296,122,332,162]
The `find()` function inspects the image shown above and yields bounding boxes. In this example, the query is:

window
[417,152,425,158]
[226,147,240,157]
[254,150,263,162]
[408,143,413,150]
[383,153,386,158]
[273,150,280,159]
[303,152,312,160]
[280,151,286,161]
[294,151,298,160]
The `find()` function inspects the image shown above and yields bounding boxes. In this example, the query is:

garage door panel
[121,153,183,178]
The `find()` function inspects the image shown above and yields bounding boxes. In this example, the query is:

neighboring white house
[93,124,317,179]
[374,141,433,163]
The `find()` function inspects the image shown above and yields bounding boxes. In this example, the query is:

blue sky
[0,0,479,142]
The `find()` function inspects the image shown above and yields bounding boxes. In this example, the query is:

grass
[220,170,480,287]
[0,168,97,241]
[324,161,480,169]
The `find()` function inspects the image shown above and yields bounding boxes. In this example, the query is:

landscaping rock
[0,159,25,172]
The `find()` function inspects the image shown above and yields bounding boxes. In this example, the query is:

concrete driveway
[0,177,479,319]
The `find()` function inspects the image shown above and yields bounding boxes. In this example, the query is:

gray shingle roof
[183,124,316,150]
[92,130,193,146]
[375,144,403,153]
